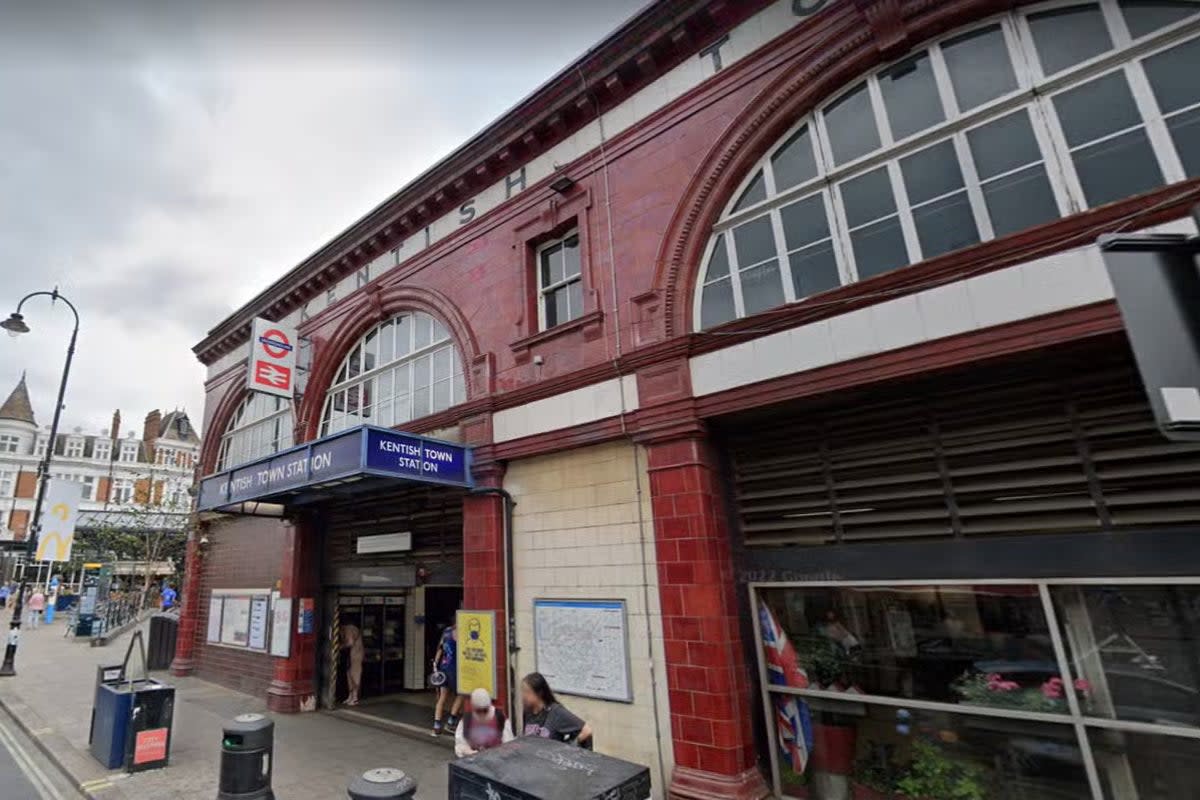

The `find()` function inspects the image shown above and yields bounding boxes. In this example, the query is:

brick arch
[198,379,251,476]
[655,0,1013,338]
[296,284,482,442]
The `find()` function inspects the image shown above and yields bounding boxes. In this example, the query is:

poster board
[269,592,292,658]
[206,596,222,643]
[248,596,270,650]
[455,610,496,697]
[221,596,252,646]
[533,599,632,703]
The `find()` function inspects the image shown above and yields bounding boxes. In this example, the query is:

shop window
[0,434,19,454]
[217,392,293,470]
[753,580,1200,799]
[694,0,1200,330]
[537,231,583,330]
[320,311,465,436]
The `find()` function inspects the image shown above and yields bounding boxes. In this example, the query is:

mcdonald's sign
[35,479,82,563]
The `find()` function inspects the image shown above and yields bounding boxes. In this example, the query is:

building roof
[0,375,36,426]
[158,410,200,444]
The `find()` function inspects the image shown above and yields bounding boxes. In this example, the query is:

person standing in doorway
[340,623,365,706]
[454,688,514,757]
[432,624,464,736]
[520,672,593,749]
[26,587,46,630]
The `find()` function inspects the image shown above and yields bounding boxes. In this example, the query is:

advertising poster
[456,610,496,698]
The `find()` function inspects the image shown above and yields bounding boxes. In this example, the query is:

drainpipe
[469,487,516,711]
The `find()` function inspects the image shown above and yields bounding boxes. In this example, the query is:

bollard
[217,713,275,800]
[348,767,418,800]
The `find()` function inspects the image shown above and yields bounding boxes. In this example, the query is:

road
[0,707,83,800]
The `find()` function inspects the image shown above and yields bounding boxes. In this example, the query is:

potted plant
[796,634,863,798]
[896,740,987,800]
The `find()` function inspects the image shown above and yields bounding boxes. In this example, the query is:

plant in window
[952,671,1067,712]
[895,740,987,800]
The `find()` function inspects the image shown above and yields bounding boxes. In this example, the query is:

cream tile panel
[493,375,638,443]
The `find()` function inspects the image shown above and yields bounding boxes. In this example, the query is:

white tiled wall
[507,442,671,797]
[493,375,639,443]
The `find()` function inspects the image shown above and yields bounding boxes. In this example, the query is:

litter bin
[217,713,275,800]
[449,738,651,799]
[147,614,178,671]
[87,631,175,772]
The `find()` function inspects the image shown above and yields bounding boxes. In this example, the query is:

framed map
[533,599,632,703]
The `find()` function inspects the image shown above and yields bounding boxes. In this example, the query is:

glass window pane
[770,126,819,191]
[912,191,980,258]
[413,355,432,390]
[1088,728,1200,800]
[824,83,881,165]
[700,278,737,329]
[739,259,786,315]
[394,365,409,393]
[771,698,1090,798]
[758,585,1061,709]
[431,318,448,342]
[548,285,569,327]
[879,52,945,141]
[394,315,411,357]
[779,194,831,251]
[347,344,362,379]
[1120,0,1200,38]
[851,217,909,279]
[394,393,412,424]
[567,280,583,322]
[453,371,466,404]
[376,399,394,429]
[562,234,581,278]
[413,386,430,419]
[1054,72,1143,147]
[942,24,1019,111]
[414,314,432,350]
[1143,37,1200,114]
[377,370,393,404]
[362,330,378,373]
[900,140,965,206]
[1029,4,1114,75]
[982,164,1062,237]
[1168,106,1200,177]
[967,110,1044,179]
[1072,128,1165,206]
[733,216,778,268]
[788,242,841,299]
[432,379,451,412]
[432,347,452,381]
[732,170,767,213]
[540,242,562,286]
[377,320,395,365]
[840,167,897,228]
[1054,585,1200,727]
[704,234,730,281]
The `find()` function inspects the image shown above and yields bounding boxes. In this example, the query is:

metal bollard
[348,768,418,800]
[217,713,275,800]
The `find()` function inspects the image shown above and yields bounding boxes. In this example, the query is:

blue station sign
[197,425,472,512]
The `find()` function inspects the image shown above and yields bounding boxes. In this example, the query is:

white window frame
[111,478,134,505]
[536,229,584,331]
[694,0,1200,330]
[217,393,294,471]
[119,443,139,463]
[320,311,466,436]
[34,438,47,457]
[750,575,1200,800]
[93,440,111,462]
[0,434,19,454]
[64,438,84,458]
[0,469,15,498]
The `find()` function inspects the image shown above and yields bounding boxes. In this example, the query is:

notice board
[533,599,631,702]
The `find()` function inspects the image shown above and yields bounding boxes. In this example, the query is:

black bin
[147,614,178,671]
[218,713,275,800]
[126,682,175,772]
[449,738,651,799]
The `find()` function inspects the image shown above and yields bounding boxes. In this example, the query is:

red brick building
[178,1,1200,797]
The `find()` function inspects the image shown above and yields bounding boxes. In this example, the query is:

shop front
[722,339,1200,799]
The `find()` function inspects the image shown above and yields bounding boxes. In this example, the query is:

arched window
[217,393,294,470]
[320,311,466,436]
[696,0,1200,330]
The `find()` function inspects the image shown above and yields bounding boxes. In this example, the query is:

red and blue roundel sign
[248,318,297,399]
[259,328,293,358]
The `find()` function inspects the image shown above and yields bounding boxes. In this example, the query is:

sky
[0,0,646,437]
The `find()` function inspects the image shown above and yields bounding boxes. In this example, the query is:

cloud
[0,0,645,436]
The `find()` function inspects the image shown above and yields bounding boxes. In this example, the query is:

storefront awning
[196,425,472,513]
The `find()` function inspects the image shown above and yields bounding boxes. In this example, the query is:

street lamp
[0,288,79,677]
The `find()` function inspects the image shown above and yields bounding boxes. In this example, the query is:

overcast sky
[0,0,645,437]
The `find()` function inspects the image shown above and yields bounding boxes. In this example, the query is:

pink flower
[986,673,1002,683]
[992,680,1020,692]
[1074,679,1092,694]
[1041,679,1064,699]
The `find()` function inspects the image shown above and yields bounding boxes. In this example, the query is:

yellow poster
[35,479,82,562]
[456,610,496,698]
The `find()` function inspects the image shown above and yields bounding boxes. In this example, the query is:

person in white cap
[455,688,514,757]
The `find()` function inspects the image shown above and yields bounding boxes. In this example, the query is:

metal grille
[726,348,1200,547]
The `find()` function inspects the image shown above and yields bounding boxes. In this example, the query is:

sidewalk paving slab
[0,619,454,799]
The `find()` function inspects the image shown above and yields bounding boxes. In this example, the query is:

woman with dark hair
[520,672,593,748]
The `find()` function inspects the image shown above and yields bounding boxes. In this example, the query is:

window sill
[510,309,604,362]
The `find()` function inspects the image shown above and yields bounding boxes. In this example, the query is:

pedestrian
[431,623,464,736]
[340,623,364,706]
[0,583,9,609]
[160,583,177,612]
[454,688,514,757]
[520,672,593,749]
[26,587,45,630]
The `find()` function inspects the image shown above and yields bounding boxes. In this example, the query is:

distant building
[0,374,200,541]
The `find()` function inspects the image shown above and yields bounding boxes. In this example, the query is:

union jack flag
[759,601,814,774]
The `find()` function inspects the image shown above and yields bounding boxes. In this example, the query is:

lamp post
[0,289,79,676]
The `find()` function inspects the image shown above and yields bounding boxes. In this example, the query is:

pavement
[0,618,456,799]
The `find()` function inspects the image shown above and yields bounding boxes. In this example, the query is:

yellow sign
[35,479,82,562]
[456,610,496,698]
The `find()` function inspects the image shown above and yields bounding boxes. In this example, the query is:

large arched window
[696,0,1200,330]
[217,393,294,470]
[320,311,466,436]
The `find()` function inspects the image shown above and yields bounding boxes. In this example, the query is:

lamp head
[1,313,29,336]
